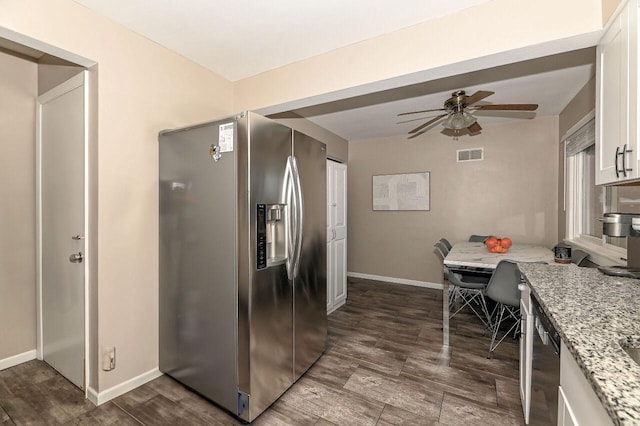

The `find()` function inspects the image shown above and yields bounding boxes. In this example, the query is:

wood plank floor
[0,277,525,425]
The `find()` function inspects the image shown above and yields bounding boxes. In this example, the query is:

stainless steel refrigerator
[158,112,327,422]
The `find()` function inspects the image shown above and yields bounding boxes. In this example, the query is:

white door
[327,160,347,312]
[37,72,87,389]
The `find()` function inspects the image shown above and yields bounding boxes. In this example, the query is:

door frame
[35,71,90,394]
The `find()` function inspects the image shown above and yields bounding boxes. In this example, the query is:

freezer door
[293,131,328,379]
[241,113,295,421]
[158,120,238,414]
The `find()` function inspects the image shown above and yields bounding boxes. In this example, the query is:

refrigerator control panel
[257,204,267,269]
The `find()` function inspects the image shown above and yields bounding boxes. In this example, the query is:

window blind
[565,118,595,156]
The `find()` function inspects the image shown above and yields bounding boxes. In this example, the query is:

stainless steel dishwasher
[529,295,561,425]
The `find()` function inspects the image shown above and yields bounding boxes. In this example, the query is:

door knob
[69,252,84,263]
[72,235,85,240]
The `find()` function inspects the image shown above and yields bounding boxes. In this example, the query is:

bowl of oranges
[484,236,512,253]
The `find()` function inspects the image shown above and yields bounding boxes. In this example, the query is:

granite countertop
[518,263,640,426]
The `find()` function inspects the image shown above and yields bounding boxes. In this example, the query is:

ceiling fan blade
[408,130,428,139]
[472,104,538,111]
[467,122,482,133]
[398,108,446,116]
[397,116,442,124]
[464,90,494,106]
[409,114,447,134]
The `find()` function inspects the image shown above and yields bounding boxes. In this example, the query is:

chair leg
[449,289,492,331]
[487,304,520,359]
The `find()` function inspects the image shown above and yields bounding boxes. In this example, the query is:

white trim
[36,71,91,396]
[347,272,443,290]
[86,386,100,406]
[82,71,91,398]
[89,368,162,406]
[564,238,626,267]
[0,26,96,67]
[0,350,37,371]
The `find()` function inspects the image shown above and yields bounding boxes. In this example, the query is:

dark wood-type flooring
[0,277,525,425]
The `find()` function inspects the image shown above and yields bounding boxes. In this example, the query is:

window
[565,115,640,255]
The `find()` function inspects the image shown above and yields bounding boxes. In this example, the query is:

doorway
[36,71,89,390]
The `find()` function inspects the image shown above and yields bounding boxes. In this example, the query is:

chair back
[484,260,522,307]
[469,234,491,243]
[434,241,449,259]
[571,249,590,267]
[439,238,453,251]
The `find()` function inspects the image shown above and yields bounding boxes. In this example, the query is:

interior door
[327,160,347,308]
[38,72,86,389]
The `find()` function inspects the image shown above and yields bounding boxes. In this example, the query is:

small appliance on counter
[598,213,640,278]
[553,244,572,264]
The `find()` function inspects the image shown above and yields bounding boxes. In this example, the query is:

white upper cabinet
[596,0,639,184]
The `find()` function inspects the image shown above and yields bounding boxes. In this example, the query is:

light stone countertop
[518,263,640,426]
[444,242,555,270]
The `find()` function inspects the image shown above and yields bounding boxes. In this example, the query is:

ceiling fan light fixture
[443,111,477,130]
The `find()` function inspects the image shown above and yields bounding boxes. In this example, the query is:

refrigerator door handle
[283,157,295,280]
[290,156,304,279]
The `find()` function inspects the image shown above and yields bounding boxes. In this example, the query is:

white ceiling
[73,0,492,81]
[72,0,595,141]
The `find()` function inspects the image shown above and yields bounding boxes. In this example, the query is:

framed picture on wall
[372,172,430,211]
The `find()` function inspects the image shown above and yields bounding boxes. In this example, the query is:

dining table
[444,241,555,273]
[440,241,555,346]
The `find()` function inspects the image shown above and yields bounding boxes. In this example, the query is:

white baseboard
[0,349,37,371]
[89,368,162,405]
[347,272,443,290]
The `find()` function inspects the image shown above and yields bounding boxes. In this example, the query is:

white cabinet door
[596,0,638,184]
[519,285,532,424]
[558,386,579,426]
[327,160,347,313]
[559,341,614,426]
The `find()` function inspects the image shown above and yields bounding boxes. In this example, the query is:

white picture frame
[372,172,430,211]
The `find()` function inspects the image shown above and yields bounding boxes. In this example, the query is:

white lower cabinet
[558,386,579,426]
[559,341,613,426]
[519,284,533,424]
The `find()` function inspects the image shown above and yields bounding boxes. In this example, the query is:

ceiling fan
[398,90,538,139]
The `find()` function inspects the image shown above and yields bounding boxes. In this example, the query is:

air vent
[457,148,484,162]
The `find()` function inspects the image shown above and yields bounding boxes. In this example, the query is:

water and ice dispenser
[256,203,287,269]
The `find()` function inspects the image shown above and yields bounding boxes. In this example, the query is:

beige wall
[234,0,602,114]
[269,112,348,162]
[0,51,37,360]
[348,117,559,284]
[559,77,596,138]
[603,0,623,25]
[1,0,234,392]
[557,77,597,242]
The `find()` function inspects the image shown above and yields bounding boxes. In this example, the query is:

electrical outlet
[102,347,116,371]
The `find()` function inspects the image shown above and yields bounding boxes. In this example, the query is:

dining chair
[439,238,453,251]
[483,260,523,358]
[468,234,492,243]
[449,271,492,330]
[571,249,590,267]
[434,241,457,306]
